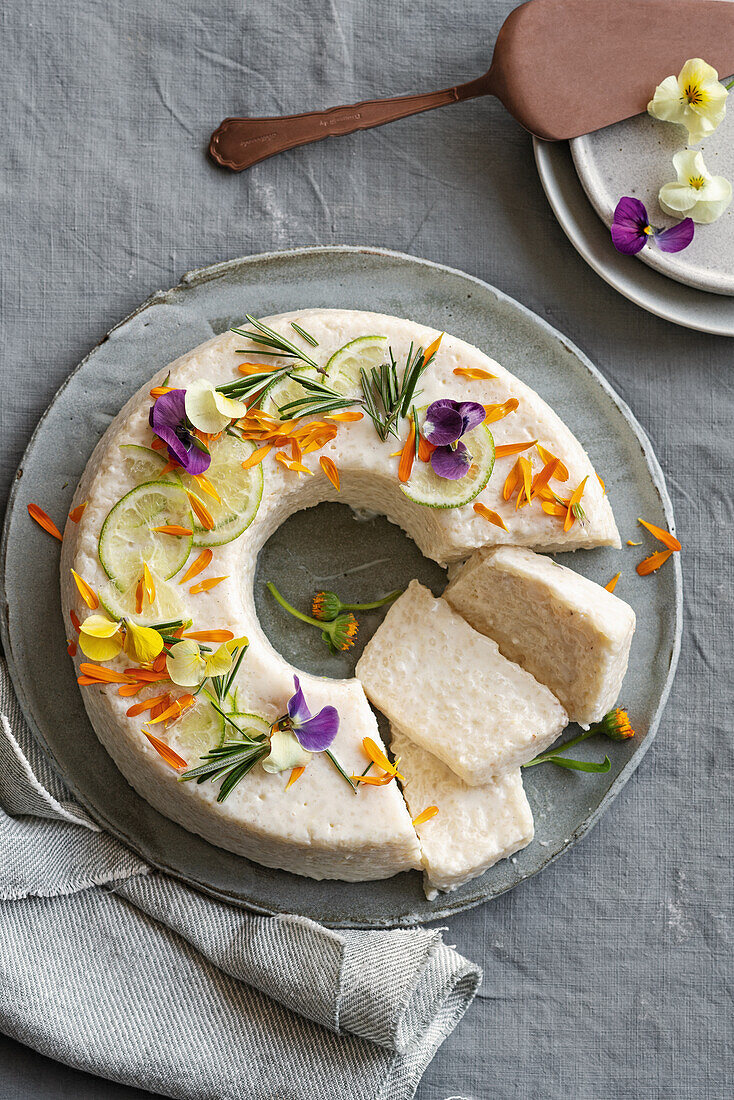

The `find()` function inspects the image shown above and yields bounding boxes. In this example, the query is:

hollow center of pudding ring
[254,501,447,680]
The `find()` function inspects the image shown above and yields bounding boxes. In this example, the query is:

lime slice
[260,367,319,418]
[326,335,388,396]
[177,434,263,549]
[171,699,226,759]
[401,413,495,509]
[98,481,193,588]
[98,570,185,626]
[120,444,178,485]
[227,711,271,746]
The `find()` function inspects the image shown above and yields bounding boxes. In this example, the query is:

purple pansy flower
[287,675,339,752]
[149,389,211,475]
[422,398,486,481]
[611,197,694,256]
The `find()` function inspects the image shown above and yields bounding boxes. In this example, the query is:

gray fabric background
[1,1,731,1097]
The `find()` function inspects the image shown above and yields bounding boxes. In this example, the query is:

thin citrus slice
[179,434,264,548]
[401,410,495,509]
[98,481,193,588]
[326,335,388,396]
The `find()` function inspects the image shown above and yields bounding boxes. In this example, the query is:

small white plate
[571,105,734,296]
[534,138,734,336]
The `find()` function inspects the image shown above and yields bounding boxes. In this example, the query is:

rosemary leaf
[290,321,319,347]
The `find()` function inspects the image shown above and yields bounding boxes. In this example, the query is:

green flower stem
[339,589,403,613]
[325,750,358,793]
[266,582,323,629]
[523,727,596,768]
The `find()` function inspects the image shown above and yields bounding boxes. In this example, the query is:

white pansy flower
[648,58,728,144]
[659,150,732,225]
[261,727,312,774]
[166,638,233,687]
[184,379,248,434]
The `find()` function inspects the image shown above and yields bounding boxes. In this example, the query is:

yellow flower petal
[203,641,233,679]
[123,620,165,664]
[166,639,206,687]
[78,615,125,661]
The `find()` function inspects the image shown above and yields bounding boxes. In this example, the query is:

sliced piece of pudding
[356,581,567,784]
[392,726,534,898]
[444,546,636,725]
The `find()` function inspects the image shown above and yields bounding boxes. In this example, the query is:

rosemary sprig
[231,315,320,370]
[360,342,434,441]
[290,321,319,347]
[216,363,292,404]
[277,376,359,419]
[179,739,269,802]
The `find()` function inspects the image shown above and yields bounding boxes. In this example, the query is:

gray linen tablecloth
[1,1,732,1098]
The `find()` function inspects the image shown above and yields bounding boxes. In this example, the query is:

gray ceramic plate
[0,247,682,928]
[535,138,734,335]
[571,94,734,295]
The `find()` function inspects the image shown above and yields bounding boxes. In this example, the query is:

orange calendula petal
[502,459,521,502]
[350,773,395,786]
[362,737,405,779]
[151,437,167,451]
[242,443,273,470]
[28,503,63,542]
[453,366,497,380]
[179,549,213,585]
[605,572,621,593]
[495,440,537,459]
[237,361,282,375]
[68,501,88,523]
[152,525,193,536]
[78,663,135,684]
[532,458,561,494]
[183,629,235,642]
[564,476,588,532]
[325,411,363,422]
[143,731,188,770]
[117,682,145,697]
[627,540,642,547]
[417,433,435,463]
[636,548,674,576]
[484,398,519,424]
[286,766,306,789]
[597,473,606,494]
[516,456,533,509]
[541,500,567,518]
[287,460,313,476]
[412,805,439,826]
[150,386,174,399]
[320,456,340,491]
[146,694,195,726]
[423,332,443,363]
[135,578,144,615]
[150,694,172,721]
[190,576,228,595]
[637,518,681,552]
[536,444,569,481]
[473,502,508,531]
[70,610,81,634]
[187,492,215,531]
[143,563,156,605]
[191,474,221,504]
[71,569,99,610]
[67,640,77,657]
[159,460,178,475]
[126,693,170,718]
[123,669,169,682]
[398,421,416,484]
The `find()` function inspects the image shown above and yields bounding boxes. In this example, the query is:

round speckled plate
[535,138,734,335]
[0,247,682,928]
[571,91,734,296]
